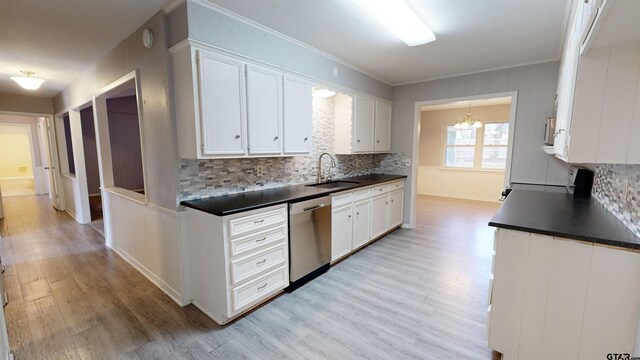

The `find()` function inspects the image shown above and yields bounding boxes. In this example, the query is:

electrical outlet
[403,159,411,167]
[256,165,265,177]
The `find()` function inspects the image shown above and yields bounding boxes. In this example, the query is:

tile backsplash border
[592,164,640,238]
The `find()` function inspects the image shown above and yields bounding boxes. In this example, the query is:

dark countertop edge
[488,222,640,251]
[180,174,408,217]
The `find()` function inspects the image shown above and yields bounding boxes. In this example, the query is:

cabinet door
[374,101,391,152]
[331,205,352,262]
[352,200,370,249]
[197,50,246,156]
[354,96,375,152]
[283,75,312,154]
[246,65,283,155]
[369,194,388,240]
[388,189,403,229]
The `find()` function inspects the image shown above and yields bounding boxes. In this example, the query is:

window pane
[446,147,475,168]
[482,146,508,169]
[484,123,509,145]
[446,126,476,146]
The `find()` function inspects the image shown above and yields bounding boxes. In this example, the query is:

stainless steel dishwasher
[288,196,332,289]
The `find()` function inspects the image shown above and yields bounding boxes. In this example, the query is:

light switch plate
[403,159,411,166]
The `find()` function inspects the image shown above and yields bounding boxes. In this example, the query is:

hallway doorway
[0,124,35,197]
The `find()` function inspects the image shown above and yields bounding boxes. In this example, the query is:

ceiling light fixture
[351,0,435,46]
[454,102,483,129]
[11,70,45,90]
[314,88,336,98]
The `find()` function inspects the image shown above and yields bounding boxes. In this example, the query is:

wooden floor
[0,194,501,359]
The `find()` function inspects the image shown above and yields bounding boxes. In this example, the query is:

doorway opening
[0,114,51,198]
[79,105,102,221]
[408,92,518,228]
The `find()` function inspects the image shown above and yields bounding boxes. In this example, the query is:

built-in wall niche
[93,71,147,203]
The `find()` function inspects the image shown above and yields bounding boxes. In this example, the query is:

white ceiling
[207,0,569,85]
[0,0,168,97]
[421,96,511,111]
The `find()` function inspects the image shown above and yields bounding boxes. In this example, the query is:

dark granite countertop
[180,174,407,216]
[489,189,640,250]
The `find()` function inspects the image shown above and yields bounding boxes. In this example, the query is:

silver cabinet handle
[256,259,267,266]
[348,214,352,219]
[235,134,241,139]
[256,237,267,243]
[304,137,308,141]
[356,212,360,215]
[377,140,380,143]
[357,139,361,143]
[257,283,268,291]
[254,219,264,224]
[274,136,279,141]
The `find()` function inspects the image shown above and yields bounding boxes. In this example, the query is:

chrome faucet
[317,152,336,183]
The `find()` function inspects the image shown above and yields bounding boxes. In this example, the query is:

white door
[283,75,311,154]
[374,101,391,152]
[247,65,283,155]
[369,194,388,240]
[354,96,375,152]
[198,50,246,156]
[44,117,62,209]
[388,189,404,229]
[352,200,370,249]
[37,118,51,195]
[331,205,353,262]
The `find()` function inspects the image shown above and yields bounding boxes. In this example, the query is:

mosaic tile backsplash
[593,164,640,238]
[179,95,409,200]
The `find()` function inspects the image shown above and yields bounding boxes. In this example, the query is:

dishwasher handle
[289,196,332,215]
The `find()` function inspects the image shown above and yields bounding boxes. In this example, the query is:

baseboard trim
[109,245,187,307]
[417,193,501,203]
[64,208,78,222]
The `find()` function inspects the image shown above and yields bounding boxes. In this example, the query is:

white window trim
[443,120,509,171]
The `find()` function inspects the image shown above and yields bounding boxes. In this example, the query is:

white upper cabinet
[354,96,375,152]
[374,101,391,152]
[283,75,312,154]
[171,43,312,159]
[246,65,283,155]
[554,0,640,164]
[335,94,392,155]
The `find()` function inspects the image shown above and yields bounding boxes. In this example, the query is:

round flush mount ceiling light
[10,70,45,90]
[142,29,154,48]
[314,88,336,98]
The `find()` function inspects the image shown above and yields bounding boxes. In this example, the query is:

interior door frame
[0,110,61,209]
[408,91,518,229]
[0,122,37,192]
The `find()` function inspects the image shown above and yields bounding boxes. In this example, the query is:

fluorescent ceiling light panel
[352,0,435,46]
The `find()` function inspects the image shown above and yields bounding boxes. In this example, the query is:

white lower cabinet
[489,229,640,360]
[352,200,370,249]
[331,205,353,262]
[185,204,289,325]
[331,180,404,262]
[369,194,389,240]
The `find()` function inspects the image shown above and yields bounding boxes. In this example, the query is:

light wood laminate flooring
[0,195,501,359]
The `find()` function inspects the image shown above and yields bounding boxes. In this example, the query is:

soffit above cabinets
[203,0,569,85]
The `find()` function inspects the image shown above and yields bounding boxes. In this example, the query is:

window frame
[442,120,509,171]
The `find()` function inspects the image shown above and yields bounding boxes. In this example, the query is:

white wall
[393,61,571,226]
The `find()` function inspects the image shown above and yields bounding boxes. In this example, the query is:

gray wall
[53,11,178,210]
[168,2,393,101]
[0,93,53,115]
[393,61,570,223]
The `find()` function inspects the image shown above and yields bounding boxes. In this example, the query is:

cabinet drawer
[228,207,287,238]
[332,192,353,207]
[371,184,389,195]
[388,180,405,191]
[353,187,371,202]
[230,244,287,285]
[229,226,286,257]
[231,266,287,313]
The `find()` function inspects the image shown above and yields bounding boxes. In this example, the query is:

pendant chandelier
[453,102,482,129]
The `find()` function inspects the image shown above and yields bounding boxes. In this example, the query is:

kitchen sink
[306,180,359,189]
